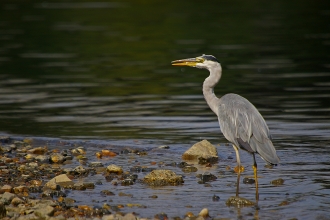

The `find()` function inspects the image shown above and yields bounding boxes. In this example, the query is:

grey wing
[218,93,279,165]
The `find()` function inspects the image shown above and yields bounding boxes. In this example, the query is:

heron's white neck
[202,63,222,116]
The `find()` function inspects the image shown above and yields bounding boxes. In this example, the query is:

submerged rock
[243,177,255,184]
[182,165,198,173]
[197,172,217,183]
[225,196,255,207]
[182,140,218,163]
[143,170,184,186]
[271,178,285,186]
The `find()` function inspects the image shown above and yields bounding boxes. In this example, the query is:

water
[1,0,330,219]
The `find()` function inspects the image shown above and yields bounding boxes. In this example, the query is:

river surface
[0,0,330,219]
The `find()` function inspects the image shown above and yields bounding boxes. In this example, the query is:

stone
[50,153,65,163]
[106,164,123,174]
[34,204,54,217]
[0,184,12,193]
[199,208,209,218]
[123,213,137,220]
[14,185,29,194]
[182,140,218,163]
[11,197,24,206]
[225,196,255,207]
[0,202,6,218]
[44,174,74,189]
[143,170,184,186]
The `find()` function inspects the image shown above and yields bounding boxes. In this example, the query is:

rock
[182,140,218,163]
[83,182,95,189]
[89,162,104,168]
[123,213,137,220]
[121,179,134,186]
[225,196,255,207]
[0,185,12,193]
[73,165,87,173]
[212,194,220,201]
[71,146,86,155]
[143,170,184,186]
[0,192,16,205]
[154,212,168,220]
[271,178,285,186]
[197,172,217,183]
[73,183,86,190]
[35,155,50,163]
[243,177,255,184]
[34,203,54,217]
[27,147,47,155]
[182,165,198,173]
[158,145,170,149]
[106,164,123,174]
[0,202,6,218]
[11,197,24,206]
[44,174,74,189]
[50,153,65,163]
[199,208,209,218]
[102,214,123,220]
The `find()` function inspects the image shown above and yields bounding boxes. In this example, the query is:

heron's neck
[202,64,221,116]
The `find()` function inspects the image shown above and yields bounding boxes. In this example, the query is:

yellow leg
[233,145,241,197]
[252,153,259,202]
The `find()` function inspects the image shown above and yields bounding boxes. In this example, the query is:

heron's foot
[234,165,245,173]
[225,196,255,207]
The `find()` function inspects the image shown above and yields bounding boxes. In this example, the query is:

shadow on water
[0,0,330,219]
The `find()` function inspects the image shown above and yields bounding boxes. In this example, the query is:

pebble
[106,164,123,174]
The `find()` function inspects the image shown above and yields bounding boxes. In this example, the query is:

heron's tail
[251,137,280,165]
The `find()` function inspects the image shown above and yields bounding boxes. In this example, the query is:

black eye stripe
[201,55,219,63]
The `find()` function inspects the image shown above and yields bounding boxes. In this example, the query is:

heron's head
[171,54,220,70]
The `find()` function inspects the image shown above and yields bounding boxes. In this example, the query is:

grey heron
[171,54,279,202]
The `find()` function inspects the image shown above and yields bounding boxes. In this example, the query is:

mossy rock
[143,170,184,186]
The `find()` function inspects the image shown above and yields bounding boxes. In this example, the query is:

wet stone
[35,155,50,163]
[182,139,218,163]
[106,164,123,174]
[73,183,86,190]
[154,212,168,220]
[129,166,148,172]
[271,178,285,186]
[44,174,74,189]
[71,146,86,156]
[197,172,217,183]
[243,177,255,184]
[121,179,134,186]
[143,170,184,186]
[212,194,220,201]
[182,165,198,173]
[83,182,95,189]
[101,190,115,196]
[49,153,65,163]
[89,162,104,168]
[122,174,138,182]
[226,196,255,207]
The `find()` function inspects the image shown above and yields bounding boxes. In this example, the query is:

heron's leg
[252,153,259,202]
[233,145,241,197]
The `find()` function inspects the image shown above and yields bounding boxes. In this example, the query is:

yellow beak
[171,57,201,67]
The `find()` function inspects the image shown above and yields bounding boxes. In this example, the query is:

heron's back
[218,93,279,165]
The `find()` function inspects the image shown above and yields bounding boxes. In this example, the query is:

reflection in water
[0,0,330,219]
